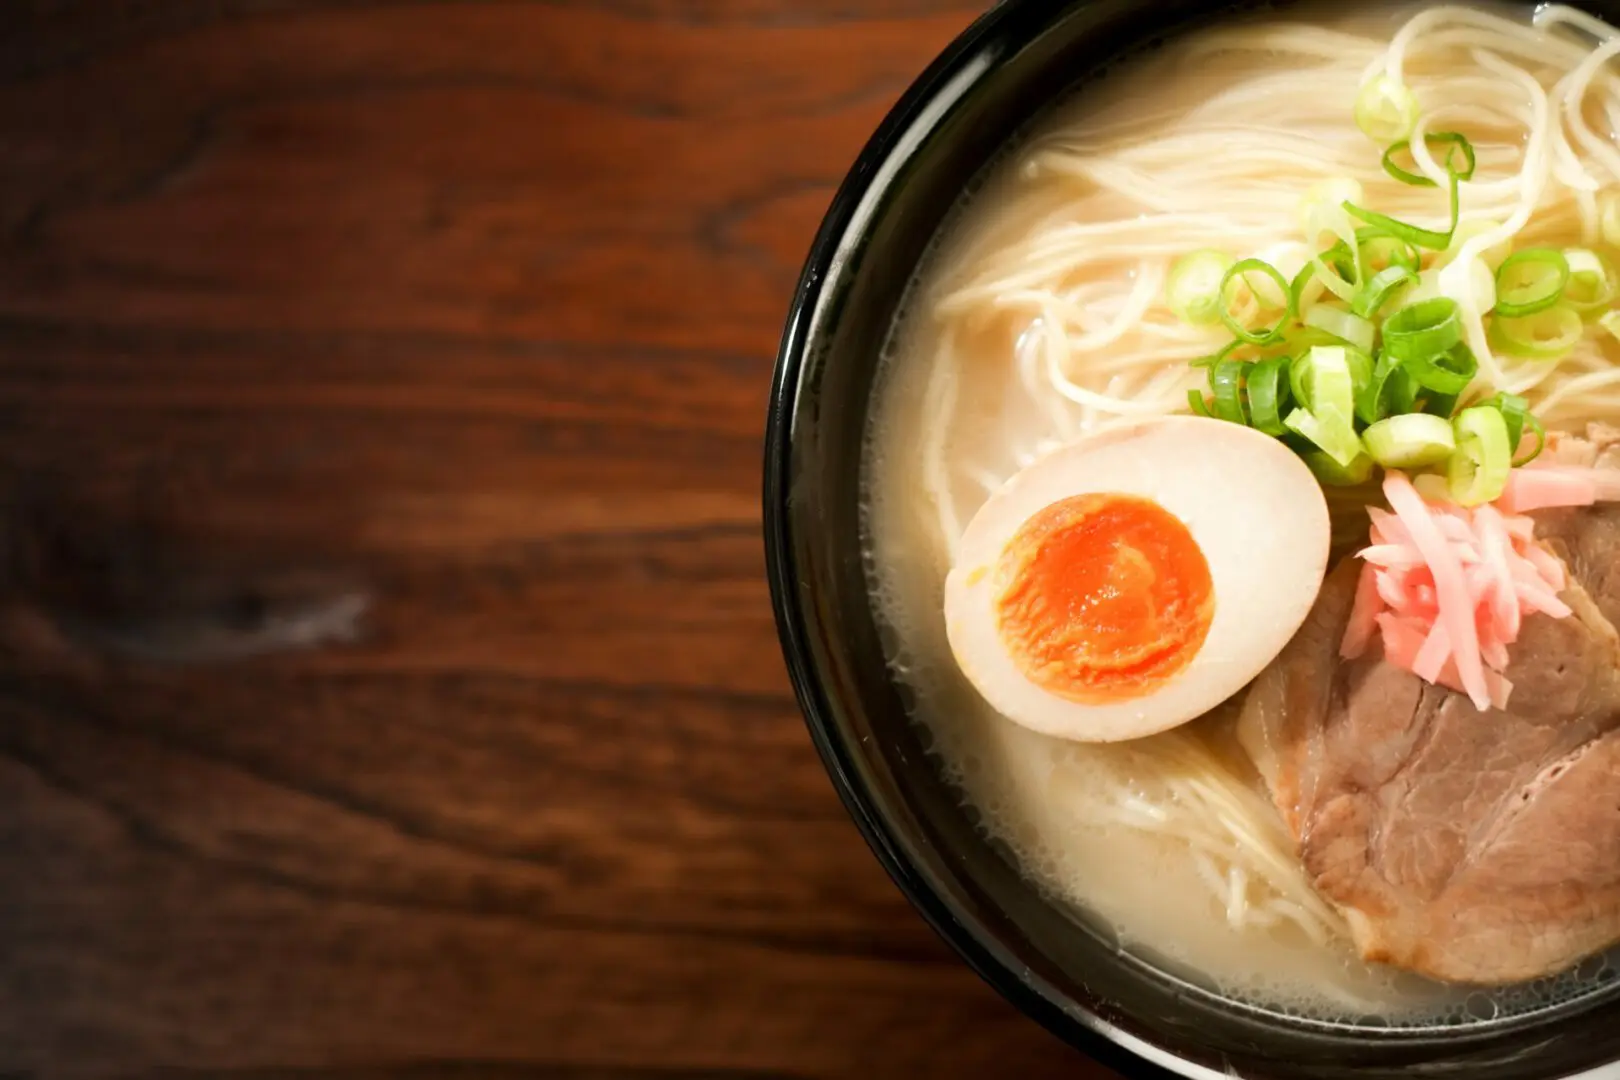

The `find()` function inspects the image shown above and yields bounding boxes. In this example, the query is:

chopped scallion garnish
[1380,132,1476,188]
[1190,337,1248,369]
[1476,392,1546,467]
[1166,249,1236,325]
[1356,228,1421,274]
[1303,304,1377,353]
[1382,298,1463,364]
[1362,413,1456,468]
[1344,183,1461,250]
[1488,305,1584,360]
[1447,405,1513,506]
[1219,258,1294,344]
[1246,356,1292,437]
[1562,248,1616,315]
[1288,342,1361,412]
[1298,178,1365,236]
[1405,343,1478,397]
[1345,133,1475,250]
[1387,365,1423,415]
[1494,247,1570,318]
[1304,449,1376,487]
[1211,359,1249,425]
[1300,187,1364,301]
[1601,309,1620,345]
[1357,351,1404,426]
[1284,346,1363,466]
[1355,74,1420,144]
[1352,265,1419,319]
[1165,90,1580,503]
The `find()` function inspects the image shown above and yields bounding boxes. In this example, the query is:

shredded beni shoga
[1342,464,1620,711]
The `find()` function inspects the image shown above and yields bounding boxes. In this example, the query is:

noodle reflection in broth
[864,3,1620,1024]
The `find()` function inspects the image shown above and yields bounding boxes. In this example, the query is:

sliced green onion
[1382,142,1438,188]
[1601,309,1620,344]
[1356,75,1420,143]
[1190,337,1247,369]
[1345,178,1461,250]
[1298,178,1365,238]
[1289,344,1366,413]
[1433,132,1478,180]
[1489,304,1584,360]
[1299,347,1363,420]
[1290,261,1323,311]
[1361,413,1456,468]
[1284,346,1362,467]
[1383,298,1463,363]
[1301,194,1363,301]
[1494,247,1569,318]
[1422,390,1460,419]
[1353,265,1419,319]
[1303,304,1376,353]
[1357,228,1421,274]
[1284,326,1347,354]
[1188,389,1213,417]
[1306,240,1361,303]
[1305,449,1376,487]
[1249,262,1292,310]
[1517,412,1547,466]
[1220,258,1294,344]
[1345,347,1375,398]
[1357,351,1401,425]
[1287,349,1312,407]
[1348,134,1475,253]
[1246,356,1291,437]
[1388,365,1422,415]
[1477,392,1545,466]
[1323,241,1360,282]
[1344,133,1475,254]
[1380,132,1477,188]
[1405,343,1478,396]
[1562,248,1616,315]
[1167,250,1237,325]
[1312,255,1359,303]
[1448,405,1513,507]
[1210,359,1248,426]
[1288,408,1363,468]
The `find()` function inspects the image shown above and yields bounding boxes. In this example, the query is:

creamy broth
[863,2,1620,1025]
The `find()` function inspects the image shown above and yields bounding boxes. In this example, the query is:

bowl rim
[759,2,1620,1076]
[761,3,1197,1074]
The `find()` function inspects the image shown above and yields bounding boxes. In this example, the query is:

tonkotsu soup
[864,2,1620,1028]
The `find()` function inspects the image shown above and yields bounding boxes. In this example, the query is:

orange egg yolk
[992,493,1215,704]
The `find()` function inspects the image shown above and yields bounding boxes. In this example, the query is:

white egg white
[944,416,1330,742]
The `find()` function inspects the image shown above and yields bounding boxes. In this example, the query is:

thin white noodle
[910,3,1620,947]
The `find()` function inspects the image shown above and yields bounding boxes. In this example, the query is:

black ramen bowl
[763,0,1620,1077]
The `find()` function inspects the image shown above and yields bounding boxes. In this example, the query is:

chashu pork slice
[1239,510,1620,984]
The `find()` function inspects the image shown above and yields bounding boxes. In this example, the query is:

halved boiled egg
[945,416,1330,742]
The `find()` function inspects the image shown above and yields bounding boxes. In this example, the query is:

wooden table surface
[0,3,1115,1077]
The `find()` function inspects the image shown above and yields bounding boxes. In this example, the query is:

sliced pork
[1239,475,1620,983]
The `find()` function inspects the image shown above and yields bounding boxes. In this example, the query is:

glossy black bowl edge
[760,5,1165,1075]
[763,1,1620,1077]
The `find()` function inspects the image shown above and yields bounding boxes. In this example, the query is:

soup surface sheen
[863,1,1620,1027]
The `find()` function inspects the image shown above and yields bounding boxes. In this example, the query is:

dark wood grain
[0,3,1116,1078]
